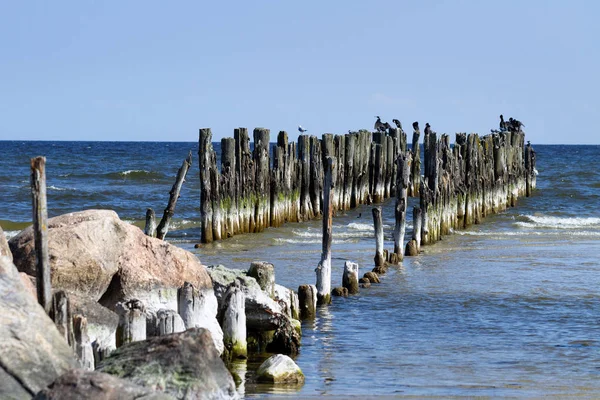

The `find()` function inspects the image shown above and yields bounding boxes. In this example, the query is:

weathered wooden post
[406,206,422,256]
[372,207,385,267]
[30,156,52,313]
[393,152,411,261]
[49,291,74,347]
[199,128,215,243]
[342,261,359,295]
[316,156,335,305]
[248,261,275,298]
[219,282,247,361]
[410,125,421,197]
[154,309,185,336]
[156,151,192,240]
[253,128,271,232]
[73,314,94,370]
[144,208,156,237]
[297,284,317,320]
[115,299,146,347]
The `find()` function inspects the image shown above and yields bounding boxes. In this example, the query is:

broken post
[372,207,385,267]
[297,284,317,320]
[156,151,192,240]
[115,299,146,347]
[406,206,422,256]
[73,314,94,370]
[49,290,74,347]
[248,261,275,299]
[316,156,335,305]
[342,261,359,295]
[31,156,51,313]
[144,208,156,237]
[219,282,247,361]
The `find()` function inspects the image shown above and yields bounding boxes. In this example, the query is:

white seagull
[298,125,308,133]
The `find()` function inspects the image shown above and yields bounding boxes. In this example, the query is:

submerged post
[31,156,51,313]
[372,207,385,267]
[298,284,317,320]
[316,156,335,305]
[156,151,193,240]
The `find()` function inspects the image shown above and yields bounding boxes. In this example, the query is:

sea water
[1,141,599,397]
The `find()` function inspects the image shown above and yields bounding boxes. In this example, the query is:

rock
[331,287,348,297]
[0,257,78,398]
[9,210,221,351]
[247,261,275,298]
[360,282,371,288]
[9,210,212,308]
[34,369,173,400]
[0,224,11,261]
[363,271,380,283]
[256,354,305,384]
[405,239,419,256]
[359,277,370,284]
[372,265,387,275]
[97,328,237,399]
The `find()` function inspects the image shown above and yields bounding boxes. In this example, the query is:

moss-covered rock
[256,354,304,384]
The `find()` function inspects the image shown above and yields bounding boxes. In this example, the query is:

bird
[374,116,384,132]
[412,121,419,131]
[392,119,403,130]
[381,122,392,132]
[298,125,308,133]
[499,114,507,131]
[424,123,432,135]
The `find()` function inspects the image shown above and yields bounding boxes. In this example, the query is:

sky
[1,1,598,144]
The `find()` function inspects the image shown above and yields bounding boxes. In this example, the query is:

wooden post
[73,314,94,370]
[405,206,422,255]
[248,261,275,298]
[49,290,74,347]
[410,126,421,197]
[316,156,335,305]
[393,152,411,261]
[199,128,215,243]
[156,151,192,240]
[342,261,359,295]
[219,282,247,361]
[115,299,146,347]
[155,309,186,336]
[144,208,156,237]
[253,128,271,232]
[30,156,52,313]
[372,207,384,267]
[298,284,317,320]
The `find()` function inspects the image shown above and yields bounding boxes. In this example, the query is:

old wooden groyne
[198,125,536,248]
[198,127,408,243]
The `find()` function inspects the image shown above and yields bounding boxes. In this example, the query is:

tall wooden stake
[316,156,335,305]
[144,208,156,237]
[372,207,384,267]
[31,156,51,313]
[156,151,192,240]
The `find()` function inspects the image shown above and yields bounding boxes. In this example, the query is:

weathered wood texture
[315,156,335,305]
[30,156,52,313]
[156,151,192,240]
[199,128,405,243]
[417,129,536,247]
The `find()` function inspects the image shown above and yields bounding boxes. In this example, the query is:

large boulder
[0,224,11,261]
[34,369,174,400]
[9,210,222,350]
[97,328,237,399]
[0,257,78,398]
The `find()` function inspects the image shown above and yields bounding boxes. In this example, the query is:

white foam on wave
[47,185,75,191]
[516,215,600,229]
[452,229,600,238]
[275,238,357,245]
[121,169,150,176]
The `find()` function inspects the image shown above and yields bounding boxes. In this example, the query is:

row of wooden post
[199,127,410,243]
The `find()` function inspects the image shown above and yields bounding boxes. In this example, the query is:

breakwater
[198,126,536,247]
[199,127,407,243]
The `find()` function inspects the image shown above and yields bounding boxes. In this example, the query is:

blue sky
[1,1,598,144]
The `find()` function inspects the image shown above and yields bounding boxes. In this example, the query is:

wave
[47,185,76,192]
[452,229,600,238]
[515,215,600,229]
[275,238,357,245]
[105,170,165,181]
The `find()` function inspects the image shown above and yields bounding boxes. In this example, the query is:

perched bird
[499,114,507,131]
[392,119,403,130]
[381,122,392,132]
[424,123,432,135]
[298,125,308,133]
[374,116,384,132]
[412,121,419,131]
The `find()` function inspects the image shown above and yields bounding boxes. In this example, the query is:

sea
[1,141,599,398]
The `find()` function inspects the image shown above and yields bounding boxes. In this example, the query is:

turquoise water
[1,142,599,397]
